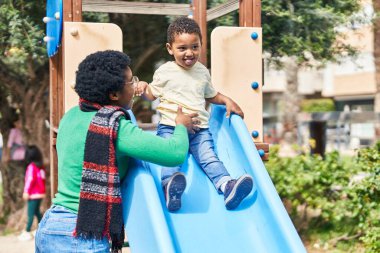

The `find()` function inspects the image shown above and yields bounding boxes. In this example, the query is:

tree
[261,0,361,140]
[0,0,50,216]
[374,0,380,112]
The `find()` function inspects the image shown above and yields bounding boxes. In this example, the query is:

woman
[35,50,198,253]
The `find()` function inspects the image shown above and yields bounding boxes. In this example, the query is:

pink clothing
[23,162,46,199]
[7,128,25,160]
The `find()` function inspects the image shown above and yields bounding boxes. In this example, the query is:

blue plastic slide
[121,105,306,253]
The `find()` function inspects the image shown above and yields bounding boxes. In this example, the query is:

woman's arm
[117,121,189,167]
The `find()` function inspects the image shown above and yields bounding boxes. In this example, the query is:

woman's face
[113,67,135,109]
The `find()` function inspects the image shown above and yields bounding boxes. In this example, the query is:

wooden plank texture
[193,0,207,66]
[207,0,238,22]
[83,0,190,16]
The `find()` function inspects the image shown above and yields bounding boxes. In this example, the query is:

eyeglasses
[126,76,139,88]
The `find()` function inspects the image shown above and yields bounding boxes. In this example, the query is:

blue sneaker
[164,172,187,212]
[224,174,253,210]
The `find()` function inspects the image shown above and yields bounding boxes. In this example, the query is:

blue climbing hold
[258,149,265,157]
[251,32,259,40]
[252,131,259,138]
[251,82,259,90]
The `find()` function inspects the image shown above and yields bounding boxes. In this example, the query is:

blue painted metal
[251,32,259,40]
[258,149,265,157]
[251,81,259,90]
[122,105,306,253]
[46,0,63,57]
[252,130,259,138]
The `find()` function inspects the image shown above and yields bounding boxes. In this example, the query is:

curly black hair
[74,50,131,105]
[167,17,202,44]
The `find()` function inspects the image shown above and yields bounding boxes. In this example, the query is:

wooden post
[50,0,82,199]
[239,0,268,160]
[193,0,207,66]
[239,0,261,27]
[73,0,83,22]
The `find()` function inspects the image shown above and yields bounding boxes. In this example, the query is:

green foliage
[0,0,47,75]
[261,0,361,67]
[301,99,336,112]
[267,143,380,251]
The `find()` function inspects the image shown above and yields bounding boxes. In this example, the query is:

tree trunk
[282,58,302,143]
[0,67,51,220]
[374,0,380,112]
[0,161,26,217]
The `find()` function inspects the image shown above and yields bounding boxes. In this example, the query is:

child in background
[18,145,46,241]
[136,17,253,212]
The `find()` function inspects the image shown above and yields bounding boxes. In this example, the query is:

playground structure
[46,0,305,252]
[47,0,268,198]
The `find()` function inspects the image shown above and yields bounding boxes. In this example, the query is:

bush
[266,143,380,251]
[301,99,335,112]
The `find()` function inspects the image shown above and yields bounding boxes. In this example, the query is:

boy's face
[166,33,201,69]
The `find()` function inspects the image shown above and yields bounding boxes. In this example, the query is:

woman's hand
[135,81,148,96]
[175,106,200,134]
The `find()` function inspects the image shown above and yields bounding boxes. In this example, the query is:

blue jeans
[35,205,110,253]
[157,124,231,191]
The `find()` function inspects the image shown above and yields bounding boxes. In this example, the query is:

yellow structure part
[211,27,263,142]
[64,22,123,112]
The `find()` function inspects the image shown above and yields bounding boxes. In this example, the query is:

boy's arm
[206,92,244,119]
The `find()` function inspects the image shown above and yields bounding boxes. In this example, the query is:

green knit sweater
[53,106,189,213]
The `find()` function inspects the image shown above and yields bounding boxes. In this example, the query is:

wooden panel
[239,0,261,27]
[207,0,239,22]
[255,142,269,152]
[261,153,269,161]
[73,0,82,22]
[83,0,190,16]
[64,22,123,112]
[211,27,263,142]
[50,0,75,198]
[193,0,207,66]
[49,55,59,199]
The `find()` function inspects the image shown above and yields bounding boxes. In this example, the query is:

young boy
[136,17,253,211]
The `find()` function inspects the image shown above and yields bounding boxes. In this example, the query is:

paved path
[0,234,34,253]
[0,234,131,253]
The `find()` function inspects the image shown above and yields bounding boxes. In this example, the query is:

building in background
[262,17,378,152]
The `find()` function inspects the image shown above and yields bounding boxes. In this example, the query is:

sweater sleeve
[23,164,34,194]
[116,120,189,167]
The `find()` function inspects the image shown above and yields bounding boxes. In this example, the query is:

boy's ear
[109,91,119,101]
[166,43,173,55]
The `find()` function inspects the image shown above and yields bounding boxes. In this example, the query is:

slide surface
[122,105,306,253]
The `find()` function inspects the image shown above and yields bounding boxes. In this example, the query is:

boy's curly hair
[167,17,202,44]
[75,50,131,105]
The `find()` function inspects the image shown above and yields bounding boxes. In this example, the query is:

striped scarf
[75,99,130,252]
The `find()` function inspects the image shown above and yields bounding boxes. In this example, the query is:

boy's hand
[225,98,244,119]
[135,81,148,96]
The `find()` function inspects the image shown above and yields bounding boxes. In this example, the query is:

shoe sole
[225,175,253,210]
[166,173,186,212]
